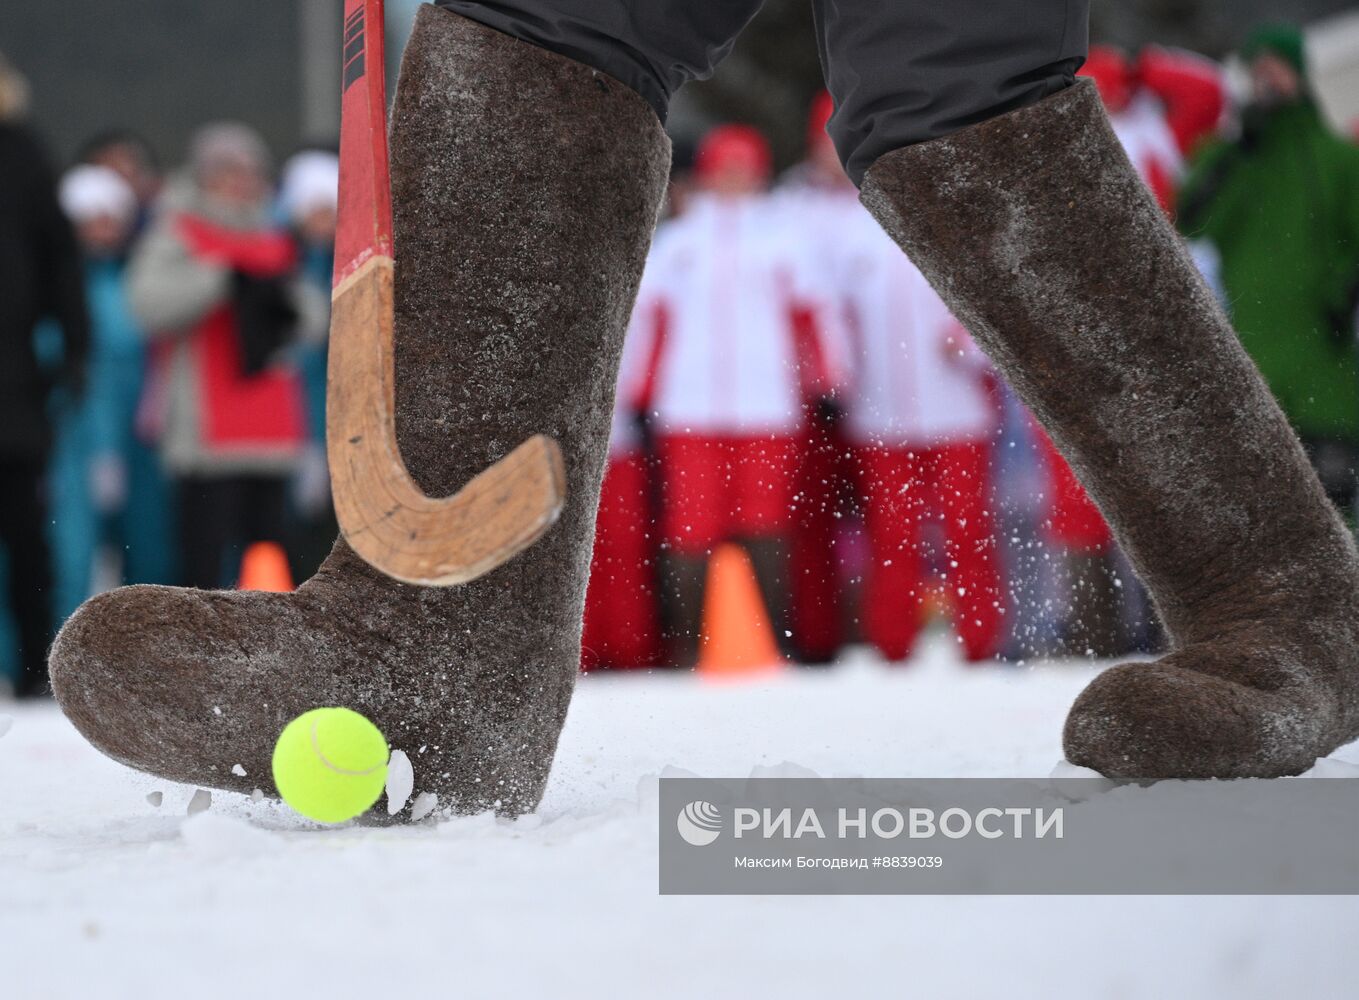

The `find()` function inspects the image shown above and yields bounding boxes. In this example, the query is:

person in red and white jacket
[627,124,844,664]
[770,91,864,664]
[127,123,324,589]
[1080,44,1226,214]
[581,294,664,670]
[838,207,1006,663]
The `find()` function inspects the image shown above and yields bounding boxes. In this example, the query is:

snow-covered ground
[2,637,1356,1000]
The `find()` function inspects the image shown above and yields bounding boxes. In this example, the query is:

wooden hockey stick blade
[327,256,567,586]
[327,0,564,586]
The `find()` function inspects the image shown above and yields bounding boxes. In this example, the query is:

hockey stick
[327,0,566,586]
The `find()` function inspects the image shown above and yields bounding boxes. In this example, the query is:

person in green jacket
[1179,23,1359,517]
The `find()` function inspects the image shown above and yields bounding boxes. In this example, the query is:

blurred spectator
[277,149,339,578]
[127,122,324,589]
[1179,23,1359,519]
[77,130,163,232]
[837,210,1006,663]
[1034,428,1135,657]
[630,124,841,665]
[582,301,664,670]
[0,53,88,696]
[988,384,1065,660]
[49,164,176,624]
[774,91,862,664]
[1080,44,1226,212]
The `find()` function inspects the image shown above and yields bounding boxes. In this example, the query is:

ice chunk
[231,764,247,777]
[186,789,212,816]
[385,749,414,815]
[410,792,438,822]
[146,791,163,808]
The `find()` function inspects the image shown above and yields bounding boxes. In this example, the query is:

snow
[385,749,414,815]
[2,634,1356,999]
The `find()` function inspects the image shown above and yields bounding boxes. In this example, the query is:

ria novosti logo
[677,801,723,846]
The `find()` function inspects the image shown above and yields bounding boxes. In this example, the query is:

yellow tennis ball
[271,707,389,824]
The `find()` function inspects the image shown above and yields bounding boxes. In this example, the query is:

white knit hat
[279,150,340,224]
[59,164,137,224]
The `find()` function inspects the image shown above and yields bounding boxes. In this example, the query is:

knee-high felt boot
[861,80,1359,779]
[49,6,670,815]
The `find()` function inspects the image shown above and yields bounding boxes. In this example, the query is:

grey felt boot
[49,6,670,815]
[861,80,1359,779]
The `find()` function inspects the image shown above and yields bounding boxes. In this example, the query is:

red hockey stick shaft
[334,0,392,286]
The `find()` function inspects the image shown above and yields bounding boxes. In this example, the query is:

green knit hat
[1242,22,1307,75]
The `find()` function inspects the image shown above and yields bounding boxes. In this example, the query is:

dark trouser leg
[178,477,238,590]
[179,475,286,589]
[436,0,766,122]
[1061,548,1127,659]
[120,437,177,586]
[437,0,1086,184]
[662,552,709,668]
[240,475,290,545]
[743,536,792,659]
[0,460,55,697]
[812,0,1088,184]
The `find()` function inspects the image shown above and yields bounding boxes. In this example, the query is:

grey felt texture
[49,5,671,816]
[861,80,1359,779]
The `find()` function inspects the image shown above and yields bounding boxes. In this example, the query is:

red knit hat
[807,90,834,152]
[694,124,772,183]
[1080,45,1135,112]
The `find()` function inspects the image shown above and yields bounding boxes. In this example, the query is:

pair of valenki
[50,8,1359,816]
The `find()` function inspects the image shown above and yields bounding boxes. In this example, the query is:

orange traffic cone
[697,543,783,677]
[237,541,295,592]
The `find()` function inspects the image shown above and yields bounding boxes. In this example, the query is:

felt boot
[49,6,670,815]
[861,80,1359,779]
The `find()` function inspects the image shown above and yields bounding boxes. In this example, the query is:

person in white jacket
[838,206,1006,663]
[629,124,841,664]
